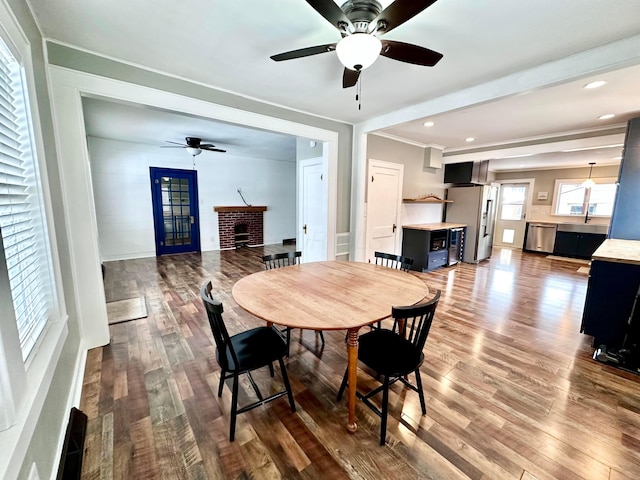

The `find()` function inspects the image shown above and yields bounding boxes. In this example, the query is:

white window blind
[0,38,52,361]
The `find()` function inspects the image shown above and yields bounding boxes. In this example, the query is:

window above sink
[552,177,617,217]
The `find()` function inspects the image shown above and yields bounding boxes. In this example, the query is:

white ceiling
[29,0,640,171]
[82,98,298,161]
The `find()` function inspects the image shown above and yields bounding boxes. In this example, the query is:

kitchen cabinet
[401,223,466,271]
[581,239,640,348]
[553,231,606,259]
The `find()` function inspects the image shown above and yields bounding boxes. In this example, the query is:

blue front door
[150,167,201,255]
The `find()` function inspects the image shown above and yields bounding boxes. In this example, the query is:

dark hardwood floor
[80,246,640,479]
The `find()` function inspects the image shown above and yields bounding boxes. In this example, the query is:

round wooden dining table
[231,260,428,433]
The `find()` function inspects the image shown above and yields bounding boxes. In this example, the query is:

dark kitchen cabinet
[553,231,606,259]
[402,228,449,272]
[582,259,640,347]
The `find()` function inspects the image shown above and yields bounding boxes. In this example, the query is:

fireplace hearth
[214,206,267,249]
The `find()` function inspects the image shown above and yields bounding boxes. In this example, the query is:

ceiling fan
[271,0,443,88]
[161,137,226,156]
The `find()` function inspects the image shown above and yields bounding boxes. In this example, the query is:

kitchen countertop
[403,222,467,231]
[592,239,640,266]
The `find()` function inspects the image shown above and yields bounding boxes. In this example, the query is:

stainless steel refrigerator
[446,184,499,263]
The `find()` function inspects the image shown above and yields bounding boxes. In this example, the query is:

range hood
[444,160,489,185]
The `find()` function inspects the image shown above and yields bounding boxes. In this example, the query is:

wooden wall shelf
[402,199,453,203]
[214,206,267,213]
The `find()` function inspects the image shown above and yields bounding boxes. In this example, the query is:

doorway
[365,159,404,263]
[493,181,532,249]
[150,167,201,255]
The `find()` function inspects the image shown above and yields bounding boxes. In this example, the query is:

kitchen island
[581,239,640,352]
[402,223,467,272]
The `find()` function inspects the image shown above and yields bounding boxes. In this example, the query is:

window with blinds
[0,37,53,360]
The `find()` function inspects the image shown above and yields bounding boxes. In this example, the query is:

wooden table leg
[346,327,360,433]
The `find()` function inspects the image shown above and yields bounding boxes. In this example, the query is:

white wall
[366,134,445,226]
[88,137,296,260]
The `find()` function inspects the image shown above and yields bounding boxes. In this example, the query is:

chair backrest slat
[262,251,302,270]
[391,290,441,351]
[374,251,414,272]
[201,281,239,369]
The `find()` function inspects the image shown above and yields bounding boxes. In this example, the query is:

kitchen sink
[556,223,609,235]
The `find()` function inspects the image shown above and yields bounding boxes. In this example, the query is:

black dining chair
[261,251,325,354]
[201,281,296,441]
[374,251,414,272]
[262,251,302,270]
[370,251,416,330]
[337,290,441,445]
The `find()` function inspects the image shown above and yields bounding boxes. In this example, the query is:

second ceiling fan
[162,137,226,156]
[271,0,443,88]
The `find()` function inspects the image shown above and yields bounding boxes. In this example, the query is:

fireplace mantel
[213,206,267,213]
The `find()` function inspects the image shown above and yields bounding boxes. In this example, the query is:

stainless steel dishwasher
[525,223,558,253]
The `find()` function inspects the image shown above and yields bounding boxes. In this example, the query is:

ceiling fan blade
[380,40,443,66]
[271,43,336,62]
[372,0,438,35]
[202,147,226,153]
[342,68,360,88]
[305,0,353,31]
[165,140,186,146]
[199,144,217,148]
[160,145,185,148]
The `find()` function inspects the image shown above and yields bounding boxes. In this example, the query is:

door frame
[365,158,404,263]
[47,67,340,348]
[150,167,201,256]
[493,178,535,248]
[297,156,327,262]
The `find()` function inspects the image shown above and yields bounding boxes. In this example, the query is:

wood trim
[213,206,267,213]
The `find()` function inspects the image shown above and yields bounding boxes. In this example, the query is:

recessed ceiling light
[584,80,607,89]
[423,121,434,127]
[598,113,615,120]
[465,137,475,142]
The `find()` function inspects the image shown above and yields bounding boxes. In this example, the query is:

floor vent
[56,407,87,480]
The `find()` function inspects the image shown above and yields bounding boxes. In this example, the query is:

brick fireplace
[214,206,267,249]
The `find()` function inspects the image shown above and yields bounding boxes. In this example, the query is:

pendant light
[581,162,596,189]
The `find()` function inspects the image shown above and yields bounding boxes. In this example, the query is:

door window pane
[502,186,526,203]
[502,229,515,244]
[499,185,526,220]
[501,205,523,221]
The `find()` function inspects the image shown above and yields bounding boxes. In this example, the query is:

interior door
[299,158,326,262]
[493,183,529,248]
[365,159,404,263]
[150,167,201,255]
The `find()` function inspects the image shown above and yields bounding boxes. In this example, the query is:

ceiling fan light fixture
[336,33,382,71]
[186,147,201,156]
